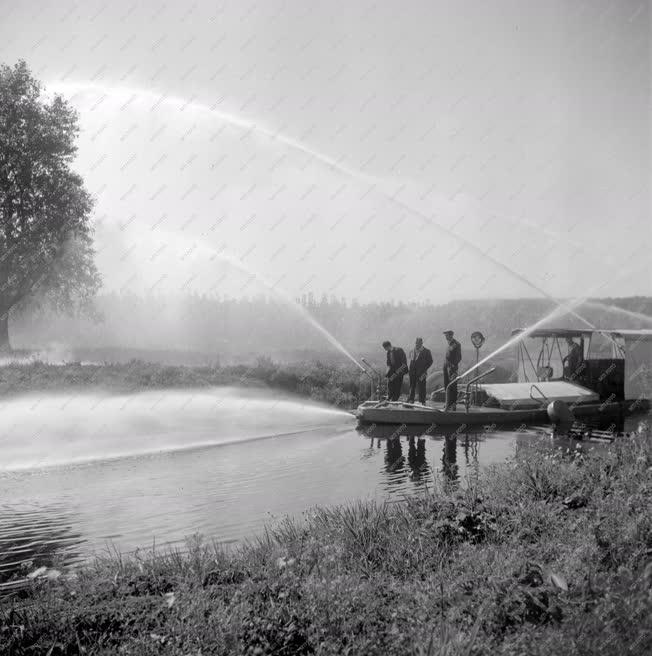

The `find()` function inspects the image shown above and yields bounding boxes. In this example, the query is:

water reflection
[462,433,480,483]
[384,437,404,473]
[0,504,84,585]
[442,436,459,490]
[407,437,430,484]
[1,414,644,581]
[359,411,645,495]
[381,436,433,490]
[361,424,484,491]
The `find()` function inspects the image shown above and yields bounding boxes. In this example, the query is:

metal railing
[434,367,497,410]
[361,358,383,401]
[529,384,549,406]
[461,367,496,412]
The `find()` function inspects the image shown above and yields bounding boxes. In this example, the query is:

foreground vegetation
[2,429,650,655]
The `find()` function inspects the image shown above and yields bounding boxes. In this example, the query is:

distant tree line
[12,292,652,365]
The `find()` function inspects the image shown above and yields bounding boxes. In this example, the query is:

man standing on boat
[382,340,408,401]
[443,330,462,410]
[563,336,583,381]
[408,337,433,404]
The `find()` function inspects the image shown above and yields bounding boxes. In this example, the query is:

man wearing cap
[382,340,408,401]
[443,330,462,410]
[408,337,433,404]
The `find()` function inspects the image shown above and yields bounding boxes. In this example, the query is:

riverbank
[2,428,650,655]
[0,354,514,409]
[0,358,365,408]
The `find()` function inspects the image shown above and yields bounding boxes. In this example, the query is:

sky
[1,0,650,305]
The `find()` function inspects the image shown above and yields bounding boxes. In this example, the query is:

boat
[355,328,652,428]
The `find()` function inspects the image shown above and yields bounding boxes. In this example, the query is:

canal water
[0,387,641,583]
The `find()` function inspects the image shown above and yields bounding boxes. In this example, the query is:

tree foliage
[0,60,100,345]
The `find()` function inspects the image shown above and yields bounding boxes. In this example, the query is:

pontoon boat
[355,329,651,427]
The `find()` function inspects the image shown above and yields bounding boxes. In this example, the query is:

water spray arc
[142,231,367,372]
[0,389,352,471]
[388,197,601,332]
[581,300,652,325]
[49,80,639,368]
[203,248,367,372]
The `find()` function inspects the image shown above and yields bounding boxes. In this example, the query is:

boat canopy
[510,328,652,400]
[511,328,591,339]
[479,381,599,409]
[511,328,652,340]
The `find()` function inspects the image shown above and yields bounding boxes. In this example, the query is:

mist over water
[0,388,352,471]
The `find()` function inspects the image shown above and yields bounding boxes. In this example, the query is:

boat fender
[547,400,574,426]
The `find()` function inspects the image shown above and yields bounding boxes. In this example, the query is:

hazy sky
[1,0,650,304]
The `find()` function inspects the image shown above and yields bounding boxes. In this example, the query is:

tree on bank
[0,60,100,349]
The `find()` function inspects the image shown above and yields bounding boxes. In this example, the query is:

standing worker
[443,330,462,410]
[382,340,408,401]
[408,337,433,404]
[562,336,583,381]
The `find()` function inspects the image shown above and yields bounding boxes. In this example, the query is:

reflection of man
[408,337,433,404]
[407,436,429,481]
[443,330,462,410]
[563,337,583,381]
[385,437,404,475]
[382,340,408,401]
[442,435,459,487]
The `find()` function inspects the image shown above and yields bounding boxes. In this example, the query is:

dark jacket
[444,339,462,371]
[386,347,408,377]
[409,347,433,379]
[564,342,583,375]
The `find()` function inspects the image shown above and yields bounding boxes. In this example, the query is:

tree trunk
[0,312,9,351]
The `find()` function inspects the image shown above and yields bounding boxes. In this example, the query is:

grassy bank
[0,357,364,408]
[0,355,514,409]
[2,430,650,655]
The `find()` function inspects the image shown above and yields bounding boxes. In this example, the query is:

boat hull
[355,399,648,428]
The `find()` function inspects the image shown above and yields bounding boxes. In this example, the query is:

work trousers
[443,365,458,410]
[387,374,404,401]
[408,375,427,404]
